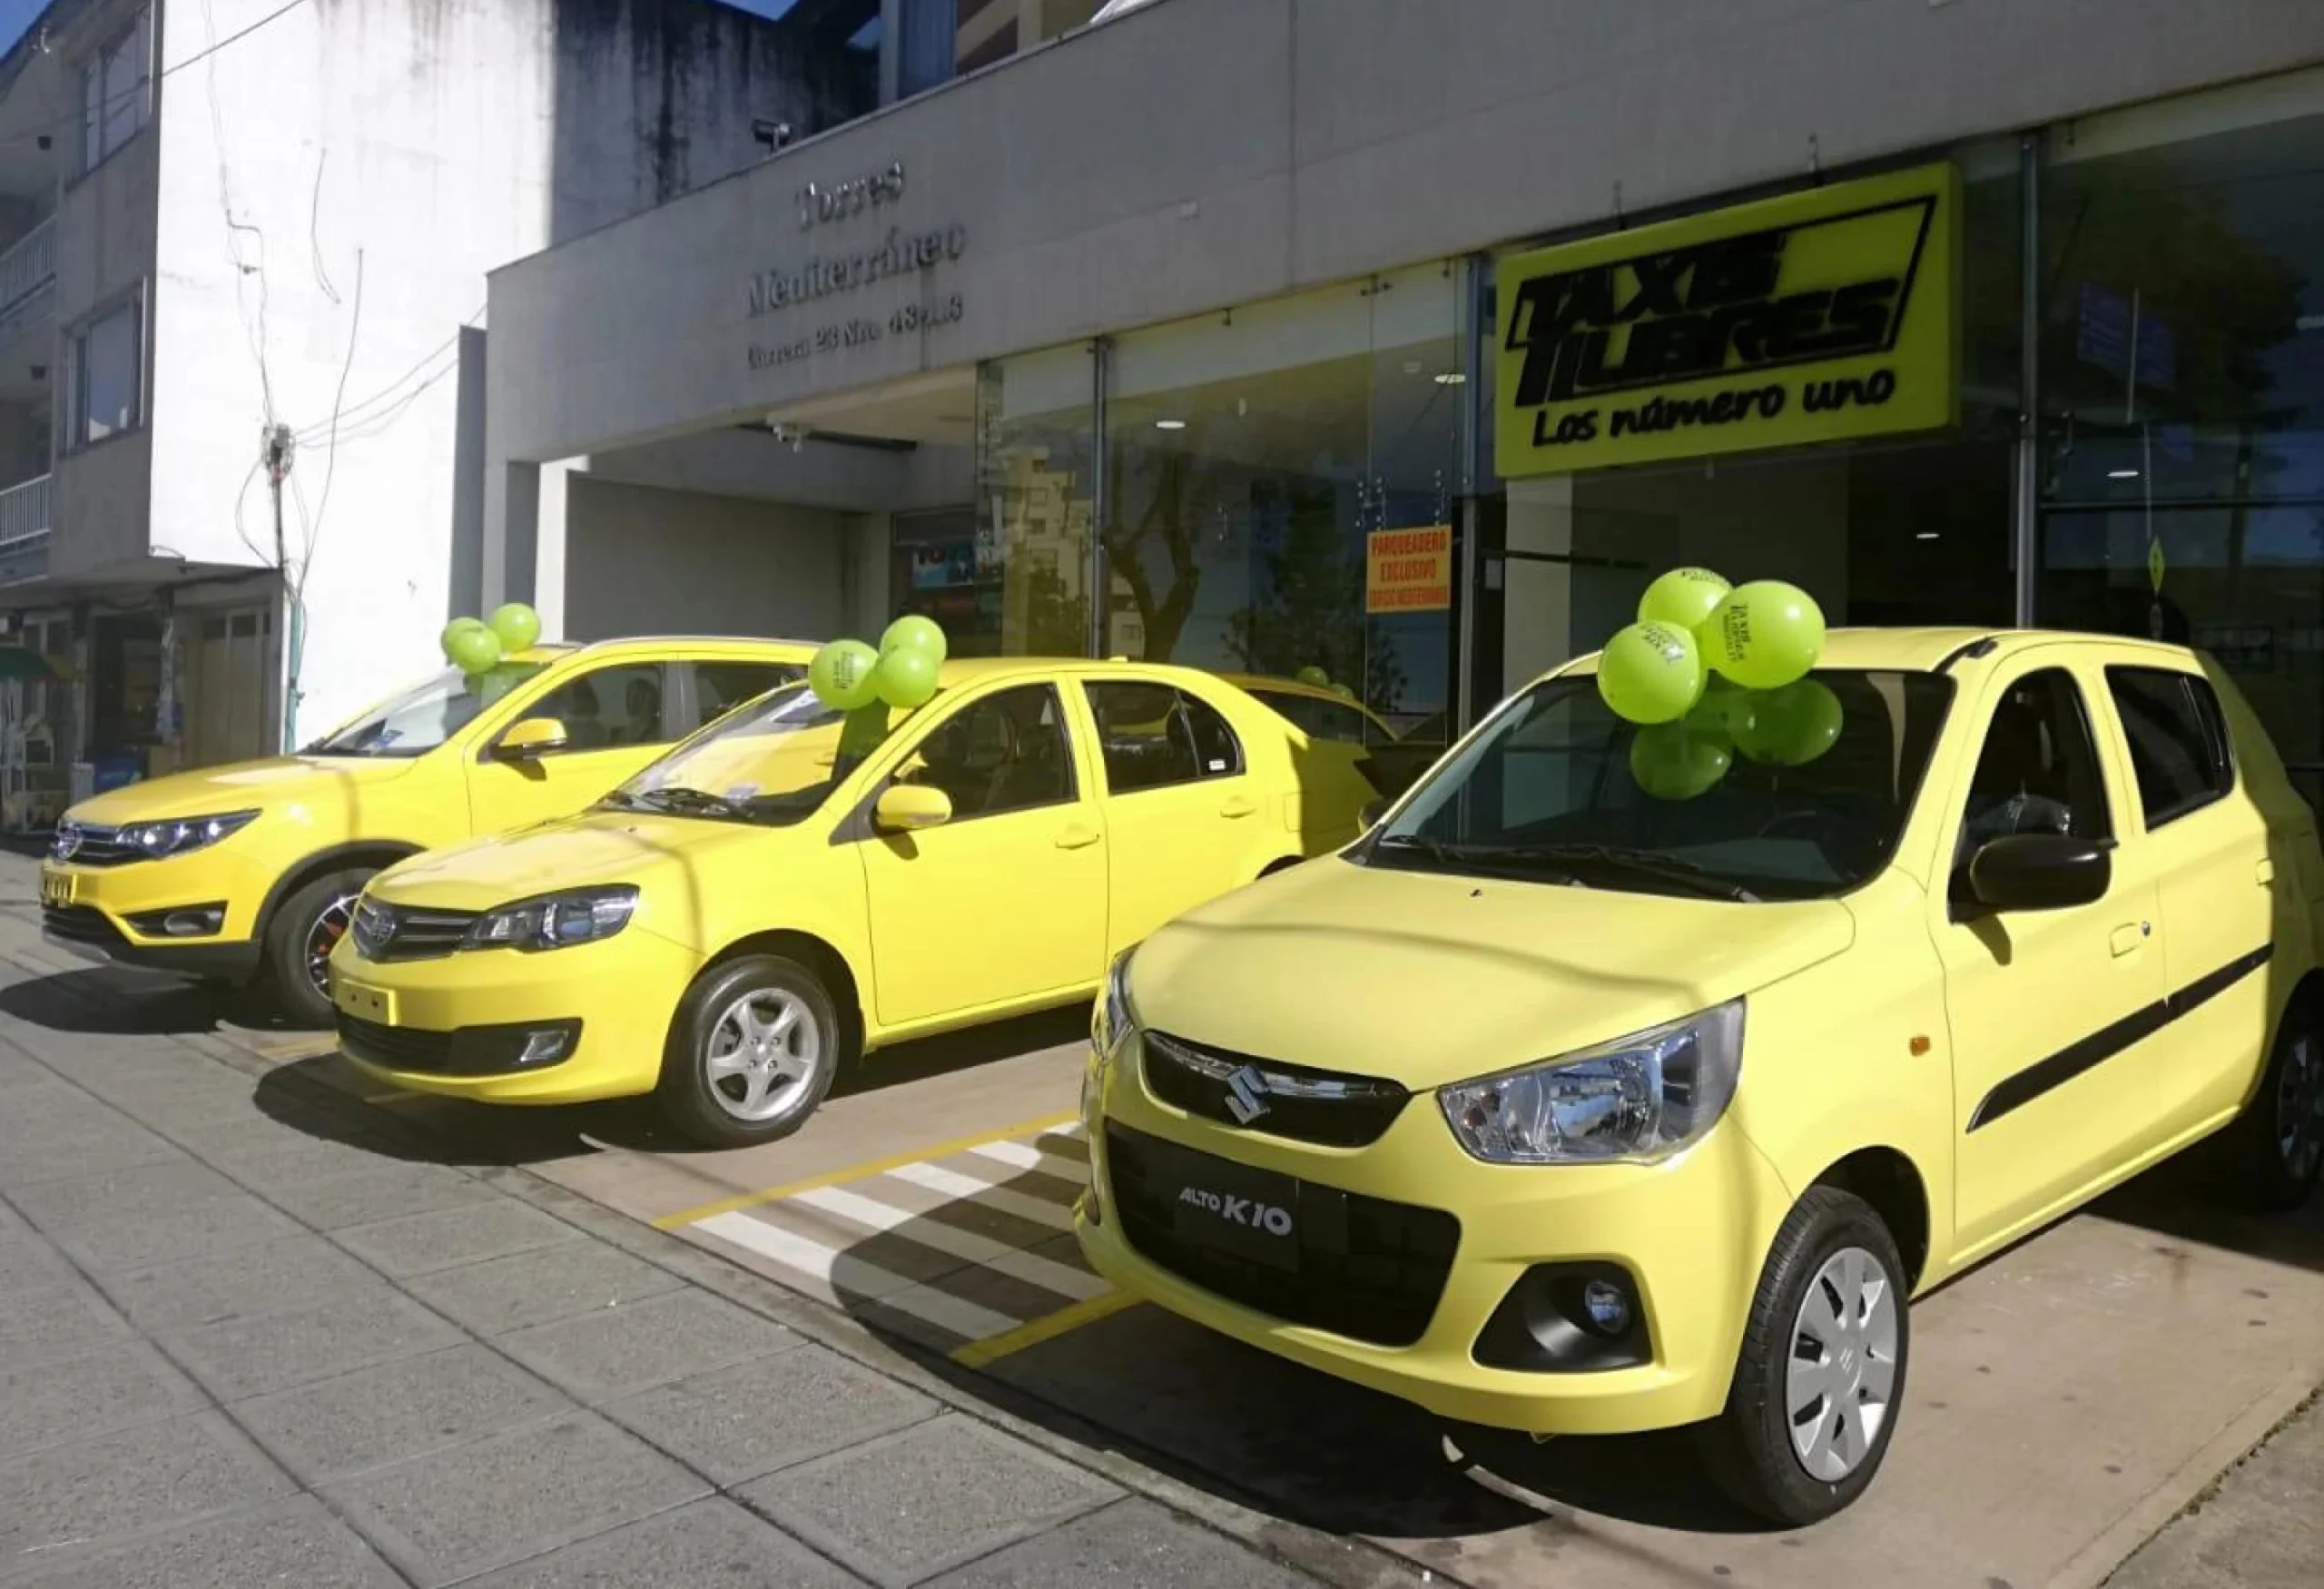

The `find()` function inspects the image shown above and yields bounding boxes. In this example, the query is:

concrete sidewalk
[0,933,1401,1585]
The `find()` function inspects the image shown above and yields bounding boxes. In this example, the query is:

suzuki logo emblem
[1225,1065,1271,1125]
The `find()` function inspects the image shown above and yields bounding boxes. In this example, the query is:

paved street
[5,844,2324,1587]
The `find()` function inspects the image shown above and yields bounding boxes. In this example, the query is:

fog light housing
[127,903,226,939]
[1472,1262,1649,1373]
[516,1026,576,1067]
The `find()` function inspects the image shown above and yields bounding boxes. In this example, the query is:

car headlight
[1439,1001,1745,1165]
[117,811,258,860]
[1093,945,1138,1063]
[463,886,638,952]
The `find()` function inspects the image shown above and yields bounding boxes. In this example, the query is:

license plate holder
[38,869,74,908]
[335,979,397,1025]
[1156,1140,1303,1273]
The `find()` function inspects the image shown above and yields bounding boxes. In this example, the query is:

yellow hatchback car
[1080,628,2324,1525]
[330,659,1372,1145]
[40,637,814,1024]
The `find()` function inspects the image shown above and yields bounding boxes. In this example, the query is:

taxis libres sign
[1494,163,1959,477]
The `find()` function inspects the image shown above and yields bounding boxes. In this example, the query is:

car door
[465,661,679,835]
[1935,656,2170,1255]
[1082,677,1265,950]
[2097,663,2274,1143]
[856,681,1108,1028]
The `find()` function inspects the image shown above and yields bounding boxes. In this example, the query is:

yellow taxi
[1079,628,2324,1524]
[39,637,815,1024]
[329,659,1372,1145]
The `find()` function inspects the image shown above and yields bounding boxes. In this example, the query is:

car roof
[549,636,822,662]
[1563,627,2209,675]
[930,656,1226,686]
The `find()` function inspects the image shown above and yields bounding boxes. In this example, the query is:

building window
[82,7,152,173]
[66,298,141,449]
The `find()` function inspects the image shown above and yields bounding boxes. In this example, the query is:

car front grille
[41,903,123,949]
[335,1014,458,1073]
[1140,1031,1412,1148]
[351,898,479,962]
[50,823,140,867]
[1104,1122,1459,1348]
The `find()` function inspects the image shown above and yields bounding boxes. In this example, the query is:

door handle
[1054,824,1102,851]
[2111,921,2151,958]
[1218,794,1257,819]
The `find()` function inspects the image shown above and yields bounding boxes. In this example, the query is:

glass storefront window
[2034,70,2324,801]
[1101,264,1464,742]
[975,344,1097,657]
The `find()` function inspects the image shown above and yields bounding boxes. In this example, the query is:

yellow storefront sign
[1495,163,1959,477]
[1366,526,1452,614]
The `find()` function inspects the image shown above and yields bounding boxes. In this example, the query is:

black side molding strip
[1968,943,2274,1131]
[1935,637,2001,674]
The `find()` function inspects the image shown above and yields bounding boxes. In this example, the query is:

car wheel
[1700,1187,1909,1525]
[264,868,373,1029]
[657,954,843,1148]
[2229,997,2324,1212]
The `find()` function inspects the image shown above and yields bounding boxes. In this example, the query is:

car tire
[1699,1186,1910,1526]
[2227,994,2324,1213]
[657,954,844,1149]
[263,868,374,1029]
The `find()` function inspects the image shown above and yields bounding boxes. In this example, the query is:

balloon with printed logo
[872,644,940,709]
[1596,621,1706,725]
[880,614,948,666]
[1734,679,1844,767]
[1629,722,1734,801]
[444,623,502,677]
[1638,566,1732,633]
[1295,666,1330,689]
[1700,580,1826,690]
[807,639,881,711]
[487,602,542,654]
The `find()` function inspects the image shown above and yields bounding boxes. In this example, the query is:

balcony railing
[0,472,51,549]
[0,216,54,318]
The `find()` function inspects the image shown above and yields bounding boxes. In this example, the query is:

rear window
[2105,666,2234,828]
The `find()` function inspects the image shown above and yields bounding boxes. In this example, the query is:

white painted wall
[562,475,845,642]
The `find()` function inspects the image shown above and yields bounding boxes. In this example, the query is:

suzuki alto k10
[39,637,814,1023]
[1079,628,2324,1523]
[330,660,1378,1145]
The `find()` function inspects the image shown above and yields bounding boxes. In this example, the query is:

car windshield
[603,681,901,826]
[303,663,552,757]
[1364,669,1954,902]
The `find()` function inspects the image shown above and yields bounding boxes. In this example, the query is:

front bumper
[328,926,700,1104]
[39,856,270,979]
[1077,1034,1794,1436]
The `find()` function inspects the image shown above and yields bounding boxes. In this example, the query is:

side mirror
[1967,834,2111,913]
[874,784,953,834]
[1360,799,1386,830]
[495,717,568,759]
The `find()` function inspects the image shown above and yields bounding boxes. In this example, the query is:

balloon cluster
[1294,665,1357,702]
[440,604,543,685]
[809,616,948,714]
[1597,569,1840,801]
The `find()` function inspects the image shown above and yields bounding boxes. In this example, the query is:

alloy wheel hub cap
[1786,1245,1899,1484]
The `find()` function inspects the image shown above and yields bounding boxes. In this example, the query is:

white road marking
[968,1139,1088,1183]
[886,1162,1079,1232]
[793,1185,1108,1301]
[692,1211,1022,1339]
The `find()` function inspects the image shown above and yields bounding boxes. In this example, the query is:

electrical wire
[291,301,481,446]
[0,0,312,154]
[300,247,361,577]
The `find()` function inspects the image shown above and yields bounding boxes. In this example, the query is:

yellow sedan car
[1080,628,2324,1525]
[330,659,1370,1145]
[39,637,814,1024]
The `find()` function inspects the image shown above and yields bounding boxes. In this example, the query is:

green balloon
[440,617,487,664]
[445,623,502,676]
[1629,722,1734,800]
[1686,680,1755,743]
[808,639,881,711]
[1735,679,1844,767]
[1597,621,1705,725]
[1295,666,1331,688]
[881,614,949,664]
[873,645,940,709]
[488,602,543,653]
[1701,580,1826,690]
[1330,682,1355,701]
[1638,566,1732,632]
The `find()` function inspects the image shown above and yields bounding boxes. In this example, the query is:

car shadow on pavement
[0,963,299,1037]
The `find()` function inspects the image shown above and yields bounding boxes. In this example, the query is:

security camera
[753,119,794,153]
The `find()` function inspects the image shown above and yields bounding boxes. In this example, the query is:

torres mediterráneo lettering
[746,223,968,317]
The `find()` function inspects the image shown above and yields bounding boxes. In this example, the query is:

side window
[894,685,1075,821]
[1087,682,1246,795]
[1955,668,2112,870]
[1256,691,1371,745]
[685,661,805,734]
[2106,667,2234,828]
[525,665,668,753]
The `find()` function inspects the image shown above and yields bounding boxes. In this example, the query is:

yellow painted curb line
[952,1289,1143,1369]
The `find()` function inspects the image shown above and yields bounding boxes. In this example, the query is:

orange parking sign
[1365,526,1452,614]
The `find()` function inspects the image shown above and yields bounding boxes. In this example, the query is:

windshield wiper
[1491,843,1762,903]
